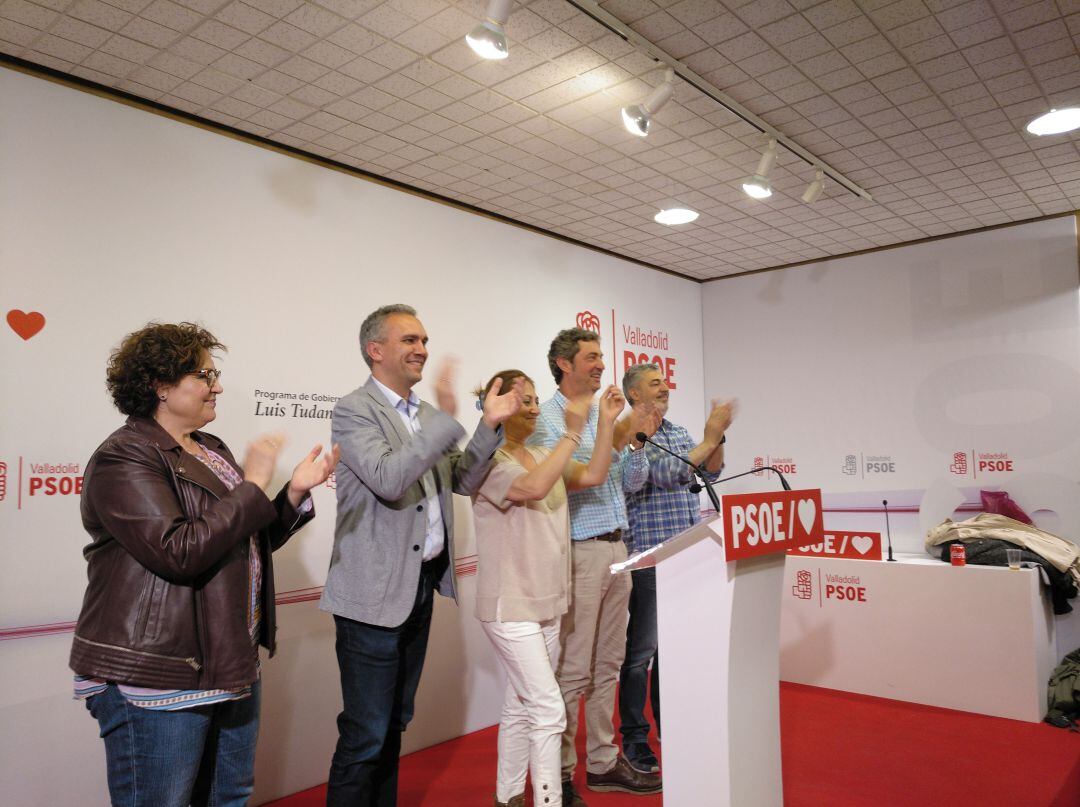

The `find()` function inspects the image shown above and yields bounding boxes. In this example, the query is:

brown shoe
[494,794,525,807]
[586,755,662,794]
[562,778,589,806]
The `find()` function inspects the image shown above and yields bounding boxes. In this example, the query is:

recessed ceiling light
[1026,108,1080,136]
[654,208,699,225]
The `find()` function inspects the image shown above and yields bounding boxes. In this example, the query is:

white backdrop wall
[0,67,709,805]
[701,215,1080,656]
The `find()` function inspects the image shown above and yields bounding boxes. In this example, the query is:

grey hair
[622,362,660,401]
[547,327,600,384]
[358,304,417,368]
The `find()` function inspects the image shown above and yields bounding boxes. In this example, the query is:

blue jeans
[618,567,660,745]
[86,680,260,807]
[326,563,436,807]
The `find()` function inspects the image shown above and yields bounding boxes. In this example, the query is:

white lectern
[614,514,786,806]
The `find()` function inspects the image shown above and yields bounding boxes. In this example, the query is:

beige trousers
[556,539,632,777]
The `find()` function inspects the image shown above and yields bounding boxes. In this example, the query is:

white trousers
[481,618,566,806]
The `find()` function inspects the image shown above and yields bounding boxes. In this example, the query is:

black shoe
[562,778,588,806]
[586,756,662,794]
[624,741,660,773]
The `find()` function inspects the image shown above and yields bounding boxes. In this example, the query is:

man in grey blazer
[321,304,522,806]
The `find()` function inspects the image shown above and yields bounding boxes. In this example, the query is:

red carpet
[266,683,1080,806]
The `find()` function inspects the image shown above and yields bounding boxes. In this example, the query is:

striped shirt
[624,419,722,554]
[529,390,648,541]
[74,445,257,710]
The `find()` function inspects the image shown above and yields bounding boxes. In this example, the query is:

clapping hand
[599,386,625,424]
[434,356,459,417]
[243,432,287,492]
[564,392,593,435]
[628,402,662,444]
[287,443,341,508]
[705,398,737,444]
[482,375,525,428]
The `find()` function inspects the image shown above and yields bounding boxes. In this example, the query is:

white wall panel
[702,216,1080,657]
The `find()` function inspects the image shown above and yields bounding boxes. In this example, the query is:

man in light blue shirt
[530,328,662,803]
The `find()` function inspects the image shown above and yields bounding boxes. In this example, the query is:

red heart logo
[7,310,46,340]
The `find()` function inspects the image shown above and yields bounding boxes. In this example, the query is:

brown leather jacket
[69,417,314,690]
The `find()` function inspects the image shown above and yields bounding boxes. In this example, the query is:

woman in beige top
[473,369,624,807]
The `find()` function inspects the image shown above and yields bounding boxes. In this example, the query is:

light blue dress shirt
[529,390,649,541]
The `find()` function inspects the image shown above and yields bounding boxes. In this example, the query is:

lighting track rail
[563,0,874,202]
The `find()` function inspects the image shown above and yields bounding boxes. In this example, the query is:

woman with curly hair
[471,370,624,807]
[70,322,338,807]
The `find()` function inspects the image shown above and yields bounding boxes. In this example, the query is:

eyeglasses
[187,368,222,388]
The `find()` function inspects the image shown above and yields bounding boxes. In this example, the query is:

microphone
[634,431,721,511]
[882,499,896,562]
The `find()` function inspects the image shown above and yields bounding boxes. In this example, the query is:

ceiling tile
[6,0,1078,280]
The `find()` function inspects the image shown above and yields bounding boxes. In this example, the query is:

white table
[779,553,1056,722]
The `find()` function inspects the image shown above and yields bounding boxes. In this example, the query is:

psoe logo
[755,455,797,475]
[772,456,798,474]
[949,451,968,475]
[576,310,601,333]
[792,569,812,600]
[824,573,867,603]
[841,454,857,476]
[751,455,798,476]
[864,454,895,474]
[28,461,83,497]
[976,451,1013,473]
[621,324,678,389]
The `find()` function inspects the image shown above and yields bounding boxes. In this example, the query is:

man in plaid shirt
[619,363,735,775]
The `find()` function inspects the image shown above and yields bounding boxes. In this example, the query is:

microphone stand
[882,499,896,562]
[712,466,793,491]
[635,431,721,512]
[633,433,795,513]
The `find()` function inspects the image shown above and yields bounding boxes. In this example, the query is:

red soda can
[950,544,966,566]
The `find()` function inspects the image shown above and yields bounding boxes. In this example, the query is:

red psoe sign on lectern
[722,488,824,559]
[613,487,823,807]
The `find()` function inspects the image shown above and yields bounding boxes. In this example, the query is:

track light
[1026,108,1080,136]
[742,139,777,199]
[654,207,699,225]
[621,69,675,137]
[466,0,513,60]
[801,169,824,203]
